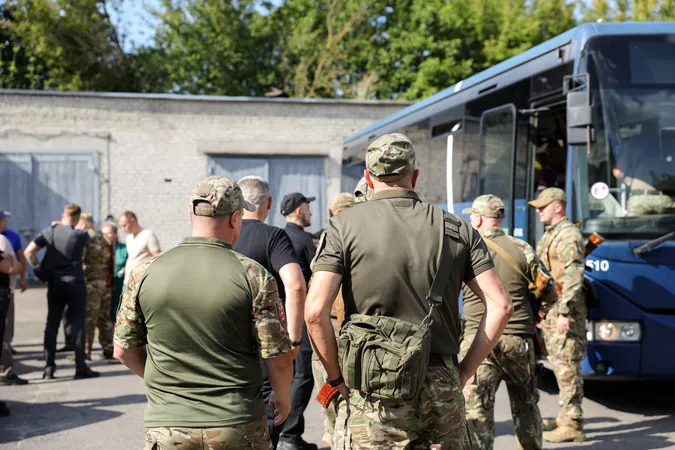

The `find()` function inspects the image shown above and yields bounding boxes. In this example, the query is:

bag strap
[484,238,533,286]
[426,210,461,308]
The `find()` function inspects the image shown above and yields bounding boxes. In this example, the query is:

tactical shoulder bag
[336,210,460,401]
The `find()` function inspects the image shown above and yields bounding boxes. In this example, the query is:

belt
[429,353,459,367]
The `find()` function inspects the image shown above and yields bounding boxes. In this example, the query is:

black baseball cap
[280,193,315,216]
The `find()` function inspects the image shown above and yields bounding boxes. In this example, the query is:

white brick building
[0,90,407,248]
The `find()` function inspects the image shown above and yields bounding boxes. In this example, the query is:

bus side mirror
[564,74,595,145]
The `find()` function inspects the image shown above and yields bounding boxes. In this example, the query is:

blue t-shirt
[1,228,22,254]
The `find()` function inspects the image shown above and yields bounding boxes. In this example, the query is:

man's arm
[24,241,40,268]
[113,262,151,378]
[462,268,513,387]
[305,271,347,396]
[0,254,11,275]
[16,249,27,291]
[148,233,161,256]
[278,262,306,347]
[264,352,294,425]
[249,269,294,425]
[113,347,146,377]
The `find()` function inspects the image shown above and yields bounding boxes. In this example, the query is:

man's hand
[336,381,350,400]
[290,346,300,359]
[557,315,572,333]
[268,391,290,426]
[19,275,27,292]
[459,367,471,389]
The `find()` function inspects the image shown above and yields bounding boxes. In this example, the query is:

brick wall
[0,91,407,248]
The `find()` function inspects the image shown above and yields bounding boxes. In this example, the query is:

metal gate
[207,156,326,233]
[0,151,99,245]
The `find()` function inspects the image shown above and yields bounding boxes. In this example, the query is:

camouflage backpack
[337,210,461,401]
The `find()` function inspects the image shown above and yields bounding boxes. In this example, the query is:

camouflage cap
[365,133,416,182]
[190,176,256,216]
[461,195,505,218]
[528,187,567,209]
[329,193,355,212]
[354,177,373,203]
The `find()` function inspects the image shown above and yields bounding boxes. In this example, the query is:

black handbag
[33,226,56,283]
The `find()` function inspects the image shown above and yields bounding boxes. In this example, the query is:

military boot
[543,426,585,443]
[542,418,558,431]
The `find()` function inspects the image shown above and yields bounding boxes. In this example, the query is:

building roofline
[0,88,411,107]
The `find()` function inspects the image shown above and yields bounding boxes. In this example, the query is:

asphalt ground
[1,288,674,449]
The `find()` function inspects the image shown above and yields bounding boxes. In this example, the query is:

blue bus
[342,22,675,379]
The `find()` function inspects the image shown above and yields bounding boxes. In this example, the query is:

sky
[113,0,161,51]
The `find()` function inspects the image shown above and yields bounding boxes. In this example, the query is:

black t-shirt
[0,252,9,289]
[233,219,299,300]
[233,219,300,401]
[34,224,91,281]
[284,223,317,286]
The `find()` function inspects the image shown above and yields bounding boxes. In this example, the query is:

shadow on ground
[0,394,147,444]
[495,370,675,449]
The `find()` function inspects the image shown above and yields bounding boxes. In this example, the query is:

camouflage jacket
[84,232,114,281]
[536,217,585,315]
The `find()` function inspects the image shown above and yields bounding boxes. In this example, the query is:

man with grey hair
[234,176,308,449]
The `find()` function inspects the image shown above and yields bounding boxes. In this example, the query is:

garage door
[207,156,326,234]
[0,151,99,245]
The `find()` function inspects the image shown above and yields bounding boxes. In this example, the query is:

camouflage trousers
[312,357,338,446]
[541,310,587,430]
[460,334,542,450]
[333,363,471,450]
[144,417,271,450]
[85,279,113,358]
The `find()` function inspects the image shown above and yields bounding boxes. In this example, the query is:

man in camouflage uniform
[460,195,557,450]
[305,133,514,450]
[113,176,294,450]
[528,187,586,443]
[77,213,114,360]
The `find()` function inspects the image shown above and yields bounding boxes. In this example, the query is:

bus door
[479,104,518,236]
[528,94,568,244]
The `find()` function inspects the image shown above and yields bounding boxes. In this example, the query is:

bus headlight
[591,321,641,342]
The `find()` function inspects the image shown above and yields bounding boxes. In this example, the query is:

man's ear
[230,210,242,228]
[267,196,273,211]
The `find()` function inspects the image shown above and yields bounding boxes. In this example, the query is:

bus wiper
[633,231,675,256]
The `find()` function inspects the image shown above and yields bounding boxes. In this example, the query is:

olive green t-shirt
[463,228,539,337]
[114,237,291,428]
[312,189,494,355]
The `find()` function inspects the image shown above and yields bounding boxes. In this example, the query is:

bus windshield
[576,35,675,237]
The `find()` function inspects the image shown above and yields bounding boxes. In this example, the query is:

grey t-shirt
[312,189,494,355]
[34,225,91,281]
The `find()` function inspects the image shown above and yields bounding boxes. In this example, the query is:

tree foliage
[2,0,675,99]
[0,0,142,90]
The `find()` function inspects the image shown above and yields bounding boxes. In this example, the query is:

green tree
[0,0,142,91]
[579,0,675,21]
[148,0,278,96]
